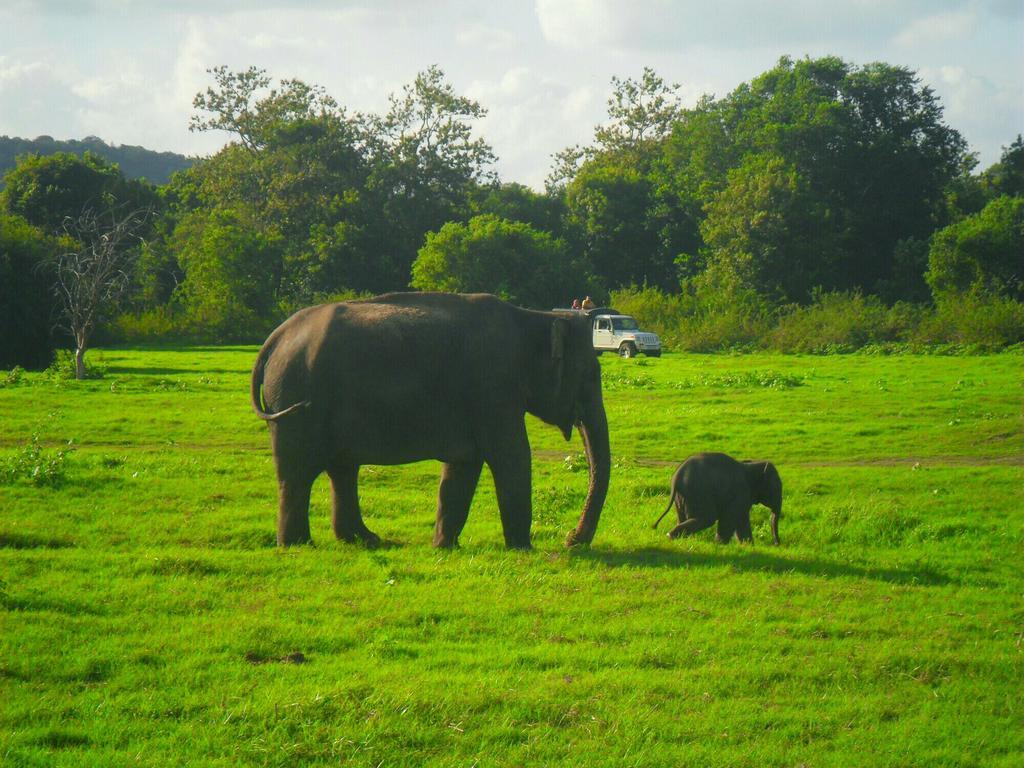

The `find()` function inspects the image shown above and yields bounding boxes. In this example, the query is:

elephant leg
[736,508,754,543]
[328,463,380,547]
[433,460,483,548]
[277,472,315,546]
[716,516,737,544]
[668,516,716,540]
[486,420,533,550]
[270,419,323,546]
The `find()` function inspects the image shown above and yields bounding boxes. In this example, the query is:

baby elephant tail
[652,493,676,529]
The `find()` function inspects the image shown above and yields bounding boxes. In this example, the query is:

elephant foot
[358,530,382,549]
[336,527,381,548]
[432,535,460,549]
[565,528,592,548]
[279,535,314,547]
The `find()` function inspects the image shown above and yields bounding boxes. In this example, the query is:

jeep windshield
[610,317,639,331]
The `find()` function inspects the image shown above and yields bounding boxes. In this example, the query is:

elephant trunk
[565,397,611,547]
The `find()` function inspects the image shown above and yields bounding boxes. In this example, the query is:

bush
[914,293,1024,350]
[0,433,73,487]
[0,366,25,388]
[608,286,1023,354]
[108,306,187,344]
[768,291,922,353]
[46,349,107,380]
[610,283,773,352]
[609,286,693,343]
[110,304,272,345]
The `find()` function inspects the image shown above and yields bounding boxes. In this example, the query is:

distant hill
[0,135,196,186]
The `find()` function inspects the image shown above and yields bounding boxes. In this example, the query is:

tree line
[0,135,194,187]
[1,57,1022,373]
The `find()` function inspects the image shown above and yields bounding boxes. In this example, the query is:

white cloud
[535,0,967,51]
[894,10,977,46]
[922,63,1023,167]
[534,0,616,49]
[244,32,325,51]
[456,23,517,52]
[0,57,85,140]
[467,66,602,188]
[0,0,1020,179]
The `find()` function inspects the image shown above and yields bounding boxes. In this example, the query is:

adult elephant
[251,292,611,550]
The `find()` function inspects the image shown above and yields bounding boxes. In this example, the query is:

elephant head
[533,315,611,547]
[747,461,782,545]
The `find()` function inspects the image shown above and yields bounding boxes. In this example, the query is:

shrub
[914,293,1024,350]
[0,366,25,388]
[110,304,272,345]
[0,433,73,487]
[768,291,922,353]
[610,283,773,352]
[46,349,107,381]
[109,306,187,344]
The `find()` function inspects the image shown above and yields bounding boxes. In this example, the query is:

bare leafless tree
[53,206,150,379]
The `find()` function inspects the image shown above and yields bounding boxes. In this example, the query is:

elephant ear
[550,317,570,398]
[551,318,569,360]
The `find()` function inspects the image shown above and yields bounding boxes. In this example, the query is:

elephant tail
[652,492,676,529]
[251,344,311,421]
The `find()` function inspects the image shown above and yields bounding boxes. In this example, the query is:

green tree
[699,153,844,302]
[172,206,282,338]
[367,65,496,290]
[0,213,57,369]
[659,56,969,299]
[187,66,372,301]
[981,135,1024,199]
[549,68,690,292]
[411,215,589,309]
[926,195,1024,301]
[470,182,565,236]
[549,67,682,189]
[183,65,492,299]
[1,151,157,236]
[564,163,671,290]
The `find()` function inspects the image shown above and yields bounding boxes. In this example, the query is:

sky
[0,1,1021,189]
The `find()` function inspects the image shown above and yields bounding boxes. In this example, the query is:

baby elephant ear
[551,318,570,359]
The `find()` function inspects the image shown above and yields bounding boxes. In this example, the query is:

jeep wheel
[618,343,637,359]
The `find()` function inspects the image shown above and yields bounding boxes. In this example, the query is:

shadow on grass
[572,546,953,586]
[0,532,75,550]
[3,595,107,616]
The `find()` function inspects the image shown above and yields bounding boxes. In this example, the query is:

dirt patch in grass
[535,450,1024,468]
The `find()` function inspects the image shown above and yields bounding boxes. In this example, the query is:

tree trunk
[75,343,86,380]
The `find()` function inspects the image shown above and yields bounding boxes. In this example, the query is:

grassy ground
[1,347,1022,767]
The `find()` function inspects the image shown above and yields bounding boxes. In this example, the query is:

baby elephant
[653,452,782,544]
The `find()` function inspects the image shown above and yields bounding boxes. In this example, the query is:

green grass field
[1,348,1022,767]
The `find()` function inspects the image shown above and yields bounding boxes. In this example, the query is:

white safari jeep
[554,306,662,358]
